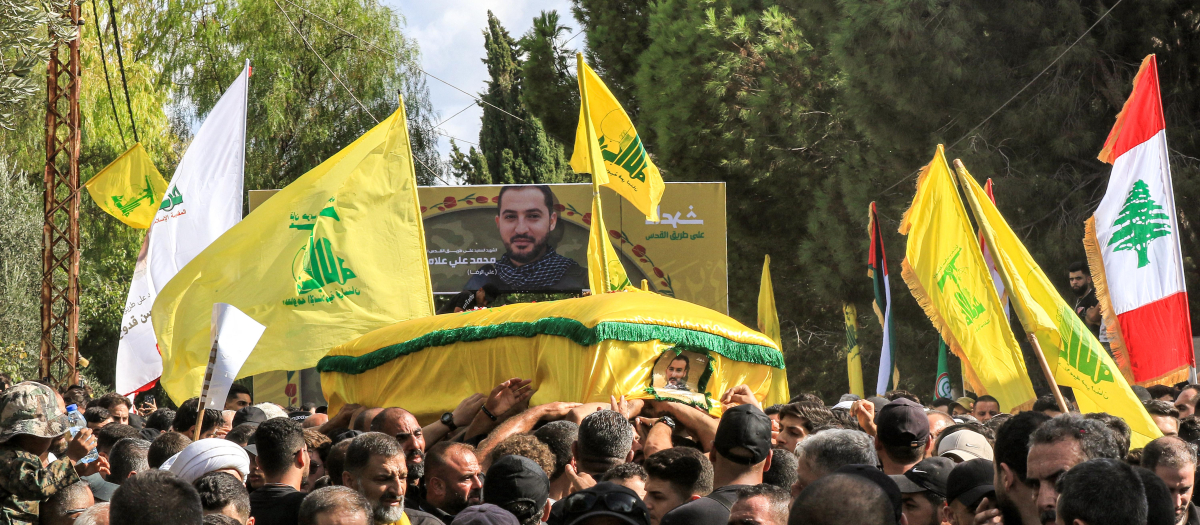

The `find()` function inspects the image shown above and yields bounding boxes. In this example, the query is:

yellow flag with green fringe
[570,53,664,221]
[84,143,168,228]
[153,98,434,403]
[898,145,1036,412]
[955,160,1162,447]
[758,255,781,346]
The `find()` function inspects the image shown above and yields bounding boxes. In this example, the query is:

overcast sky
[384,0,578,159]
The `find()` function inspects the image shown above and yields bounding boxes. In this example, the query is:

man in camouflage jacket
[0,381,105,524]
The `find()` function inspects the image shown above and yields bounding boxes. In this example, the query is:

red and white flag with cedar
[1085,54,1194,386]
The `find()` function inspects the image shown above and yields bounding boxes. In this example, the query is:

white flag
[115,63,249,396]
[202,303,265,410]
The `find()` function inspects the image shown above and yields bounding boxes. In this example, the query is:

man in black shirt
[249,417,309,525]
[1068,261,1101,336]
[660,405,772,525]
[436,284,501,315]
[342,432,441,525]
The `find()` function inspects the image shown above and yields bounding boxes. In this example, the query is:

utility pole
[40,0,83,389]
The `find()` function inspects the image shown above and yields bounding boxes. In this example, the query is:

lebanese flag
[1085,54,1194,386]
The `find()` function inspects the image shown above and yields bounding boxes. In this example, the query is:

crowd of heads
[5,373,1200,525]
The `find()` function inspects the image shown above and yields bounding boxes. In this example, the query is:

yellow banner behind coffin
[318,292,789,423]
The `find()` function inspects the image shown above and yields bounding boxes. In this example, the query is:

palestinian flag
[1085,55,1195,386]
[869,202,898,394]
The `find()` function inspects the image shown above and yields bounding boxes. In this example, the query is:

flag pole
[194,339,219,441]
[954,160,1068,414]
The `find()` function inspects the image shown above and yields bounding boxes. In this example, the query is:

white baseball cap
[938,430,994,462]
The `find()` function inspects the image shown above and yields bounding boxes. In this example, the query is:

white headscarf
[167,438,251,483]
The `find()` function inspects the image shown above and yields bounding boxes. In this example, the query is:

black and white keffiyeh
[494,247,580,289]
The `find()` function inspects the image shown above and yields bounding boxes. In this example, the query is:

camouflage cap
[0,381,69,442]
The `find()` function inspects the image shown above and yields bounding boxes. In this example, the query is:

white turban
[167,438,251,483]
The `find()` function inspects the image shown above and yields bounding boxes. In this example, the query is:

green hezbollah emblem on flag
[292,199,357,296]
[936,247,987,326]
[1055,306,1116,385]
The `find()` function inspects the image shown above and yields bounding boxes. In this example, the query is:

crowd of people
[3,374,1200,525]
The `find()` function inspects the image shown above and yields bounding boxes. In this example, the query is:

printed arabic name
[427,248,500,255]
[152,209,188,225]
[644,230,705,241]
[428,257,497,268]
[646,206,705,229]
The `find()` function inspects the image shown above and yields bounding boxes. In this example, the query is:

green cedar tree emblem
[1108,179,1171,268]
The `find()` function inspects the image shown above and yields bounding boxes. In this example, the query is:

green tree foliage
[448,139,491,185]
[518,11,578,148]
[0,0,75,129]
[474,11,569,186]
[551,0,1200,400]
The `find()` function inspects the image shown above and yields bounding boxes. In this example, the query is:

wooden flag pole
[193,340,220,441]
[1026,334,1070,414]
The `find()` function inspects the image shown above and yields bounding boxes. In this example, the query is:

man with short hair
[41,481,94,525]
[225,384,253,412]
[149,431,192,469]
[175,398,223,439]
[971,395,1001,423]
[1067,261,1101,335]
[1055,458,1147,525]
[889,456,953,525]
[927,410,955,442]
[875,399,932,474]
[789,471,901,525]
[87,423,141,501]
[93,393,133,426]
[419,442,483,524]
[664,356,691,391]
[195,471,254,525]
[728,484,788,525]
[75,502,109,525]
[643,447,713,525]
[370,408,426,491]
[1148,401,1183,436]
[106,437,150,484]
[981,411,1050,525]
[249,418,309,525]
[601,462,647,499]
[84,407,112,430]
[660,405,772,525]
[300,486,373,525]
[943,459,993,525]
[1026,414,1121,525]
[760,448,797,492]
[483,455,550,525]
[464,185,587,292]
[573,410,635,478]
[533,421,577,501]
[1142,436,1199,525]
[775,403,833,453]
[109,470,203,525]
[1177,386,1200,419]
[792,428,877,496]
[342,432,439,525]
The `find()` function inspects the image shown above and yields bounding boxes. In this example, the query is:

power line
[435,101,477,128]
[90,0,126,148]
[272,0,378,123]
[105,0,138,143]
[277,0,525,124]
[881,0,1125,195]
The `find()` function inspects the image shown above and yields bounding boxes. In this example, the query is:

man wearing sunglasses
[558,482,650,525]
[659,405,773,525]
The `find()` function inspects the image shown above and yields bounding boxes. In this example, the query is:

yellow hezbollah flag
[844,303,865,398]
[84,143,168,228]
[318,291,789,422]
[955,161,1162,447]
[153,98,434,403]
[570,53,665,221]
[899,145,1035,411]
[587,190,632,293]
[758,255,781,347]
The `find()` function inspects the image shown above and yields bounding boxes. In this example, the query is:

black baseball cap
[484,455,550,510]
[452,503,520,525]
[232,406,268,427]
[834,464,903,523]
[875,399,930,447]
[889,457,954,498]
[713,404,773,465]
[560,482,649,525]
[946,459,995,508]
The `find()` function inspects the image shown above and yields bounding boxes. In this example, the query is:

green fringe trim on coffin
[316,317,785,375]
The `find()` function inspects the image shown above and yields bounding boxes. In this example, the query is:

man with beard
[417,442,483,524]
[663,355,691,391]
[248,418,309,525]
[975,411,1050,525]
[371,409,427,497]
[343,433,440,525]
[1142,436,1200,525]
[1068,262,1101,336]
[1025,415,1121,525]
[464,185,586,293]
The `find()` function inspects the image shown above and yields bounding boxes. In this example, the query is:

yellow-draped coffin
[318,292,789,423]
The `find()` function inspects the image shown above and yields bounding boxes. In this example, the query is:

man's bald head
[42,481,94,525]
[352,408,383,432]
[75,502,110,525]
[789,473,897,525]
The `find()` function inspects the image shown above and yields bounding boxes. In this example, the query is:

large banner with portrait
[419,183,728,313]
